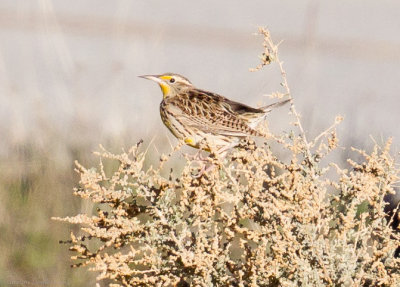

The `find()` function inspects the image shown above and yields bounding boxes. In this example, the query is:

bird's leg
[189,139,230,178]
[189,148,218,178]
[186,150,212,178]
[186,149,207,161]
[186,149,208,163]
[191,162,217,178]
[190,147,226,178]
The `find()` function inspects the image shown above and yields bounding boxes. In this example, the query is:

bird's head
[139,73,193,98]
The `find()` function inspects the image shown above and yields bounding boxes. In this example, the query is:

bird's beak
[138,74,163,84]
[139,74,171,97]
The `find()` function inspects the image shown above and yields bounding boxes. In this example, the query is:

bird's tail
[245,99,291,129]
[261,99,291,113]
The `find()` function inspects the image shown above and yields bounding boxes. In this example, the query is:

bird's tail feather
[261,99,290,113]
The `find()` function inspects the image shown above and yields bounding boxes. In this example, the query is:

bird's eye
[170,78,175,83]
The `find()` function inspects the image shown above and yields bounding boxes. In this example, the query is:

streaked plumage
[140,73,289,152]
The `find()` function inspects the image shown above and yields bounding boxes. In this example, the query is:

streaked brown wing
[198,90,266,126]
[169,89,259,137]
[223,98,265,115]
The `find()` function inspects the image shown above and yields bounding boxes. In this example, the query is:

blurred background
[0,0,399,286]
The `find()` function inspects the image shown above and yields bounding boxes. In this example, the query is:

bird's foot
[190,163,217,178]
[186,150,208,162]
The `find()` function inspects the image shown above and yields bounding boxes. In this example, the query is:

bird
[139,73,289,154]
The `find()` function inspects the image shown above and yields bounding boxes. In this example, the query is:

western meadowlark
[140,73,289,154]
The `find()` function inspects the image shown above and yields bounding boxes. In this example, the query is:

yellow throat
[158,75,173,97]
[159,83,170,97]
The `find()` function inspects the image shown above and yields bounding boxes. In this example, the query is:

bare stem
[253,27,313,162]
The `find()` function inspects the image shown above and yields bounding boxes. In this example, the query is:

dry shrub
[53,28,400,286]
